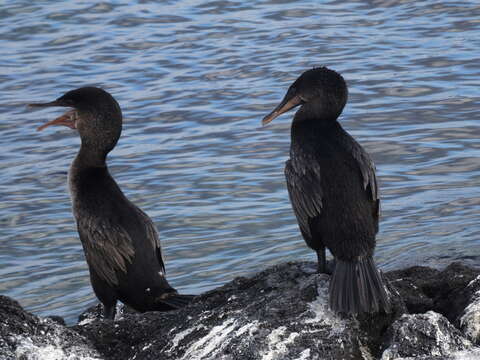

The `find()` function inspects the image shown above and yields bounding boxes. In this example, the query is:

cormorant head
[262,67,348,125]
[30,87,123,155]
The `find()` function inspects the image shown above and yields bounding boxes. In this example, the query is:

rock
[74,262,400,359]
[381,311,472,359]
[459,275,480,344]
[385,262,480,323]
[45,315,66,326]
[1,261,480,360]
[0,295,100,360]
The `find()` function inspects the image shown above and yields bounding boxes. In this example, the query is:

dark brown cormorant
[262,67,390,315]
[30,87,193,319]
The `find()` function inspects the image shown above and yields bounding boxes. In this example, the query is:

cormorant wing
[77,217,135,287]
[285,158,323,238]
[344,136,380,225]
[133,206,166,274]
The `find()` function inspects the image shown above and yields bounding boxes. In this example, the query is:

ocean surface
[1,0,479,324]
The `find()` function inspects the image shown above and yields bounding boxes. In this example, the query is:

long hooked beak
[262,94,303,126]
[28,100,78,131]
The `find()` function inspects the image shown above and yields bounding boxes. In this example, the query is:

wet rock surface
[460,275,480,344]
[381,311,472,359]
[385,262,480,323]
[0,295,100,360]
[2,261,480,360]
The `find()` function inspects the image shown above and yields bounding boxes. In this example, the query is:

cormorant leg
[317,247,327,274]
[326,258,336,275]
[90,271,117,320]
[103,301,117,320]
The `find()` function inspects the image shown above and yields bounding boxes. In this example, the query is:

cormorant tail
[329,256,390,315]
[154,293,195,311]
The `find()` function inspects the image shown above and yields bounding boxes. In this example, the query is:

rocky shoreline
[2,261,480,360]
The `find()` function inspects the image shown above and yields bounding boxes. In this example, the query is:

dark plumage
[262,68,390,315]
[30,87,193,319]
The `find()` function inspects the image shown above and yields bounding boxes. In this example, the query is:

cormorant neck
[294,102,341,124]
[291,109,341,147]
[75,143,108,168]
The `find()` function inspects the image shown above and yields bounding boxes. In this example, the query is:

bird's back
[289,121,378,260]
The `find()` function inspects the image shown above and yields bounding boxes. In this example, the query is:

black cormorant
[262,67,390,315]
[30,87,193,319]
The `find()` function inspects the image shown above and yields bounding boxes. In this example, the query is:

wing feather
[285,159,323,238]
[346,136,380,222]
[285,136,380,238]
[77,217,135,286]
[133,207,166,274]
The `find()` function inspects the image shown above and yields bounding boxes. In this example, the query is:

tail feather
[155,293,195,310]
[329,256,390,315]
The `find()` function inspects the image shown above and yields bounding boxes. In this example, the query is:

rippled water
[1,0,479,324]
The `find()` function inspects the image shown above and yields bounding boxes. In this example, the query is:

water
[0,0,479,324]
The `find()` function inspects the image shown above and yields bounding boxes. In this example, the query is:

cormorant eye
[58,98,75,107]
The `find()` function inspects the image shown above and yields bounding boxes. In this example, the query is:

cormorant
[262,67,390,314]
[30,87,193,319]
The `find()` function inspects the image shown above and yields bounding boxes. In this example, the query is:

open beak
[262,94,303,126]
[28,101,78,131]
[36,110,78,131]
